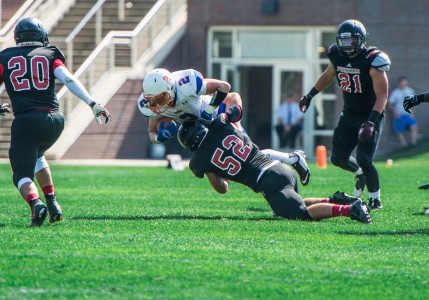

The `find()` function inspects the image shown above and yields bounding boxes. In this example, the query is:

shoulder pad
[49,46,66,62]
[327,44,338,56]
[371,51,391,72]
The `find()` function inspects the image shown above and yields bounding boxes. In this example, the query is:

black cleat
[291,150,311,186]
[368,198,383,210]
[46,196,63,223]
[353,174,366,197]
[330,191,360,205]
[349,199,372,224]
[30,199,47,227]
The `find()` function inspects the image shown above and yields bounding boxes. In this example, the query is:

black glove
[358,121,374,141]
[299,95,312,113]
[225,104,242,122]
[403,94,424,113]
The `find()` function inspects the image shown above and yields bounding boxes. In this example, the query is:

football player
[137,68,311,185]
[177,105,372,223]
[0,17,111,226]
[299,19,390,210]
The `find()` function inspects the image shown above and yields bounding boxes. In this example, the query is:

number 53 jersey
[189,115,274,192]
[138,68,214,123]
[0,45,65,114]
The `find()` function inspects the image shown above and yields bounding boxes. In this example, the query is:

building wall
[178,0,429,154]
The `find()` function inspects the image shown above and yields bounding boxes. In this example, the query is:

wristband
[209,90,228,107]
[368,110,381,123]
[307,87,319,99]
[416,93,425,104]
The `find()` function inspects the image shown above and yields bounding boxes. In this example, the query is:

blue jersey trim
[194,71,204,94]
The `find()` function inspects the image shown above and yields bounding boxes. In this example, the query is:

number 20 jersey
[137,69,213,122]
[327,44,390,114]
[0,45,65,114]
[190,115,273,192]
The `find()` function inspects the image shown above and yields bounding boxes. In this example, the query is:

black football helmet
[177,121,208,152]
[336,19,367,57]
[14,17,49,46]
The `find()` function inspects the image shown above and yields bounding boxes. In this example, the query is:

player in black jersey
[177,105,372,223]
[300,19,391,210]
[0,17,111,226]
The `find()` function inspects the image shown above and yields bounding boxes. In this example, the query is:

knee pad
[35,156,49,173]
[17,177,33,190]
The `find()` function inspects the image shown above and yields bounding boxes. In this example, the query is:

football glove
[0,103,11,119]
[299,95,312,113]
[403,94,424,113]
[156,120,177,143]
[358,121,374,141]
[90,101,111,124]
[226,104,242,123]
[200,109,213,125]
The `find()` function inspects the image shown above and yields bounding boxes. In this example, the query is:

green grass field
[0,154,428,300]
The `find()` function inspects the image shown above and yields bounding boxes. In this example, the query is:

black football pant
[257,163,312,220]
[9,110,64,187]
[330,112,384,193]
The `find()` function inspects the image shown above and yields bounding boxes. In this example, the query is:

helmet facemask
[336,34,365,57]
[145,92,175,114]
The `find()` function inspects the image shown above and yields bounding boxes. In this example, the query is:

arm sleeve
[54,66,94,105]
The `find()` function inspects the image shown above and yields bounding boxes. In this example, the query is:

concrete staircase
[50,0,157,71]
[0,0,161,158]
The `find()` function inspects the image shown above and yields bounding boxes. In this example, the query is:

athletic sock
[42,184,55,199]
[332,204,350,217]
[369,190,380,199]
[26,193,40,205]
[354,168,363,176]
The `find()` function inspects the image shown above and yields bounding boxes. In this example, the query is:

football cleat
[330,191,360,205]
[291,150,311,186]
[368,198,383,210]
[46,196,63,223]
[349,199,372,224]
[30,199,47,227]
[353,174,366,197]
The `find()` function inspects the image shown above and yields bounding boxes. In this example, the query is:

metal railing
[57,0,187,119]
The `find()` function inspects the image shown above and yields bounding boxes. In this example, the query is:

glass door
[273,63,314,155]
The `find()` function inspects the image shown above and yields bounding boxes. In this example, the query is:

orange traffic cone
[316,145,327,169]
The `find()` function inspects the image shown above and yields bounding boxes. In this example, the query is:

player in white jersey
[137,68,311,185]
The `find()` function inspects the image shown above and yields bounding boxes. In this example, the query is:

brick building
[157,0,429,158]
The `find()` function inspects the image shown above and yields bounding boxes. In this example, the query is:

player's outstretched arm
[54,66,111,124]
[0,103,11,119]
[206,172,229,194]
[403,91,429,113]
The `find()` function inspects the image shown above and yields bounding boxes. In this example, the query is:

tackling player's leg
[35,157,63,223]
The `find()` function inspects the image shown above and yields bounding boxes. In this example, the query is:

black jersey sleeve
[49,46,66,63]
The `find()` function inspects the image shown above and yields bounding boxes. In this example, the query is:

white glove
[90,101,111,124]
[0,103,11,119]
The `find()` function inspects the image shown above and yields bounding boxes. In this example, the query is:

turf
[0,154,428,300]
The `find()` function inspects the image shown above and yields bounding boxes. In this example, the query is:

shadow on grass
[72,214,284,222]
[337,228,429,236]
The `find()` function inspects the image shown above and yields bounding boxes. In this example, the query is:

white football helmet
[143,68,176,113]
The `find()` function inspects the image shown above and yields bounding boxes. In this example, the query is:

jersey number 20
[211,135,251,176]
[8,56,50,91]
